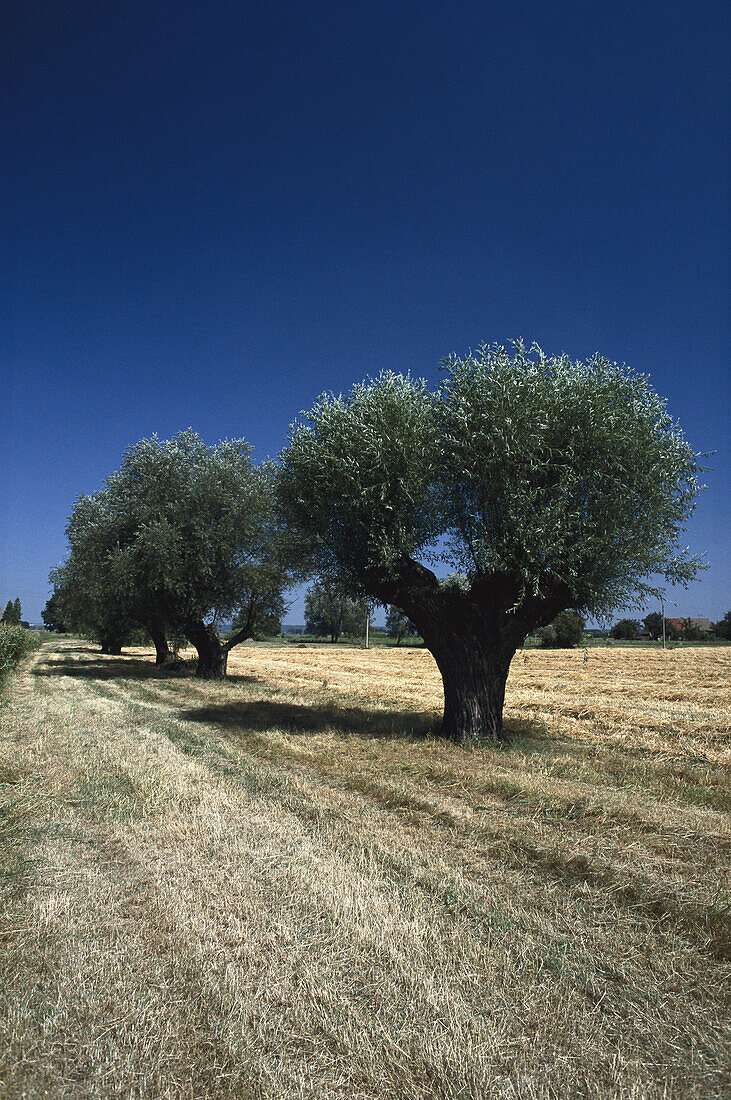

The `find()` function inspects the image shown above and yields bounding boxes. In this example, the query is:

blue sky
[2,0,728,625]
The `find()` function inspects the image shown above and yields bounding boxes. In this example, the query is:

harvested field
[1,637,729,1098]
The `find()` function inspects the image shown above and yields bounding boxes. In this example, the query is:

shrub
[713,611,731,640]
[611,618,641,640]
[539,610,585,648]
[0,625,42,686]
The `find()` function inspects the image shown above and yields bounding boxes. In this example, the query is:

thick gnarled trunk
[366,557,570,745]
[433,641,512,744]
[376,568,523,744]
[184,613,258,679]
[100,633,123,655]
[186,622,229,678]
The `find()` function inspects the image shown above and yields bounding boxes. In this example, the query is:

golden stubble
[0,638,729,1099]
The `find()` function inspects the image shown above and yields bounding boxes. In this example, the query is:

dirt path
[1,638,729,1099]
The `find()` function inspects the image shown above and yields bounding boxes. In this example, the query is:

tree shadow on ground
[34,654,260,685]
[180,698,437,741]
[38,645,551,747]
[179,698,549,746]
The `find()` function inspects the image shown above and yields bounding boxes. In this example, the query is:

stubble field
[0,637,729,1098]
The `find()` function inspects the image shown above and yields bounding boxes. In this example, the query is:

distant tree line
[45,342,709,743]
[534,610,731,644]
[607,613,730,641]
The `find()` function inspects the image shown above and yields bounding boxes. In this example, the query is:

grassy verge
[0,626,43,690]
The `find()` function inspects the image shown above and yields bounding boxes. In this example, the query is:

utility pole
[364,603,370,649]
[661,598,666,650]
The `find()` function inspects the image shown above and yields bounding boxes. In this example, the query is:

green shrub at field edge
[0,625,42,687]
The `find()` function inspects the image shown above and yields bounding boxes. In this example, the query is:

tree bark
[186,621,229,679]
[366,560,528,744]
[148,621,172,665]
[100,635,123,656]
[364,553,581,744]
[431,640,513,744]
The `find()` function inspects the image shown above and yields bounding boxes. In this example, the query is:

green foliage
[54,431,294,668]
[50,490,138,650]
[1,600,21,625]
[279,342,705,620]
[642,612,678,641]
[539,610,585,648]
[0,625,41,685]
[385,606,417,645]
[41,591,68,633]
[108,433,292,646]
[280,372,440,581]
[643,612,662,640]
[680,617,703,642]
[713,611,731,640]
[611,618,641,640]
[304,577,363,642]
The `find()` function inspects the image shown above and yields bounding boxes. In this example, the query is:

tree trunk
[148,622,172,665]
[186,621,229,679]
[418,619,518,745]
[364,554,570,746]
[435,644,512,744]
[100,633,123,655]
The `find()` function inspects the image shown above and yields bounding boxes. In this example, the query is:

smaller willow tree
[111,432,292,678]
[304,577,363,642]
[279,343,705,743]
[385,607,417,645]
[51,491,139,654]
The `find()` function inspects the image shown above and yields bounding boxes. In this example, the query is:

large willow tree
[279,342,704,743]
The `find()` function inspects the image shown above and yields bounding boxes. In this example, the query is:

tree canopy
[642,611,677,641]
[539,610,585,648]
[385,607,417,645]
[713,611,731,641]
[279,342,705,741]
[53,431,294,677]
[41,591,68,634]
[1,600,21,626]
[304,577,363,642]
[51,490,138,653]
[610,618,641,640]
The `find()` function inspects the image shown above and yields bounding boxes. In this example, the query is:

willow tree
[278,342,704,743]
[304,577,363,642]
[111,431,292,678]
[51,491,138,655]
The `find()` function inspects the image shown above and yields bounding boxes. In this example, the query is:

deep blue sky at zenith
[2,0,728,625]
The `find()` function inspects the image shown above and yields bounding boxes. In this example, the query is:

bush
[713,611,731,640]
[0,625,42,686]
[539,610,585,648]
[611,618,641,640]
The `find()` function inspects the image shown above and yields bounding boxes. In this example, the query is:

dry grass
[0,638,729,1099]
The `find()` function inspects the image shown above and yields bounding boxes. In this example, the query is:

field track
[1,638,729,1099]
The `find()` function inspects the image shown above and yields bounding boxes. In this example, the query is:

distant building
[667,617,713,634]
